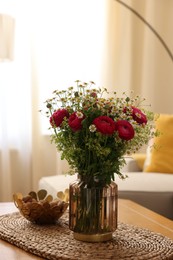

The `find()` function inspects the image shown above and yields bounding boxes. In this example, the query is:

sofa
[116,156,173,220]
[38,114,173,220]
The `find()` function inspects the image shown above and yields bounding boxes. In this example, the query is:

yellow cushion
[144,114,173,173]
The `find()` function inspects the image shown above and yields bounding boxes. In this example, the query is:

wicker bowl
[13,189,69,225]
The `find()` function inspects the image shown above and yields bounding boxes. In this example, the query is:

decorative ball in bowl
[13,189,69,225]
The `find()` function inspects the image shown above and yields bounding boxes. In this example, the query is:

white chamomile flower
[89,124,96,132]
[76,111,83,119]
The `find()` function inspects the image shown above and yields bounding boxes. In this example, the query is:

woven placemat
[0,212,172,260]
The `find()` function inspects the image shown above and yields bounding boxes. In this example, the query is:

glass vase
[69,176,118,242]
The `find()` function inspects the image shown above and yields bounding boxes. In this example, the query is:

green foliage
[43,81,157,185]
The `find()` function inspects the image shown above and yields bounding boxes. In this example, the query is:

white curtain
[0,2,32,201]
[0,0,107,201]
[0,0,173,201]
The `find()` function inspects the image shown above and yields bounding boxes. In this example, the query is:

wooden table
[0,200,172,260]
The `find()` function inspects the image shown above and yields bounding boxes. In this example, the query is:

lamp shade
[0,14,15,61]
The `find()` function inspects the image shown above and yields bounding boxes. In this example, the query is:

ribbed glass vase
[69,176,118,242]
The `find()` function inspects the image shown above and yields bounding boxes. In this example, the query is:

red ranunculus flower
[50,109,69,127]
[124,106,147,125]
[115,120,135,140]
[132,107,147,124]
[68,112,84,132]
[90,92,97,98]
[93,116,116,135]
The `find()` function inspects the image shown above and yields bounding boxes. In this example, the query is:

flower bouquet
[43,80,157,241]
